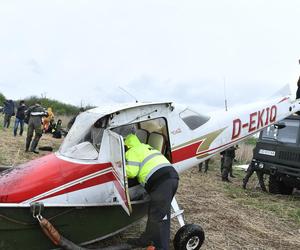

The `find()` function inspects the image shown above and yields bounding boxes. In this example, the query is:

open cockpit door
[106,130,132,215]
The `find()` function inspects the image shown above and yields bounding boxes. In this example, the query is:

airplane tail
[271,84,291,98]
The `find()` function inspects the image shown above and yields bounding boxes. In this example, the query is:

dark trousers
[222,156,233,180]
[14,118,24,136]
[3,114,12,128]
[243,163,267,191]
[199,159,210,173]
[145,178,178,250]
[26,118,42,151]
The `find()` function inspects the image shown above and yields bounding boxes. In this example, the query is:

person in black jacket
[13,100,27,136]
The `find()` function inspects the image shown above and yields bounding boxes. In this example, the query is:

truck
[252,114,300,195]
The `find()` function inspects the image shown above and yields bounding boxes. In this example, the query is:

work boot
[127,234,151,247]
[261,187,267,192]
[25,140,31,152]
[222,178,231,183]
[30,140,39,154]
[242,182,246,189]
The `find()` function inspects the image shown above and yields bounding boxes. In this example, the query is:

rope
[0,208,75,226]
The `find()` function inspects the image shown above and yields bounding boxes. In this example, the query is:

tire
[269,175,281,194]
[278,182,294,195]
[173,224,205,250]
[269,176,294,195]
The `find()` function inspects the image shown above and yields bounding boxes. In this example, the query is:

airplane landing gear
[171,198,205,250]
[173,224,205,250]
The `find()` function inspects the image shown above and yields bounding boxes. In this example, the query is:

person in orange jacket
[43,107,54,133]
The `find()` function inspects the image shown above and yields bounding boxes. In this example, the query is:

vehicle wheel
[269,176,294,195]
[173,224,205,250]
[278,182,294,195]
[269,175,281,194]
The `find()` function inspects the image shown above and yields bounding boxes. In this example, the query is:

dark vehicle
[252,115,300,195]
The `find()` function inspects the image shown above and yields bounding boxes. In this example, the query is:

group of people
[2,99,63,154]
[198,145,267,191]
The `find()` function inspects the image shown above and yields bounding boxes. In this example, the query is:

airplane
[0,85,300,250]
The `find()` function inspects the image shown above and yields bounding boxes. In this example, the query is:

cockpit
[59,112,108,160]
[59,111,171,161]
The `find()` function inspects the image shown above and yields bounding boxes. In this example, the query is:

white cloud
[0,0,299,109]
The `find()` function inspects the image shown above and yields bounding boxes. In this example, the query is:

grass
[0,114,64,166]
[223,168,300,225]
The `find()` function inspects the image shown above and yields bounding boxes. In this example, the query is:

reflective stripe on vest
[126,161,140,167]
[126,152,162,174]
[138,152,161,175]
[31,111,45,116]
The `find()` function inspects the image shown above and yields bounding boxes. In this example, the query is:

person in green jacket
[25,101,47,153]
[125,134,179,250]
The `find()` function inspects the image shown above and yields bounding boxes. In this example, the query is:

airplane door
[107,130,132,215]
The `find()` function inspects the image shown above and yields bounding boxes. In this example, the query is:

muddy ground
[94,167,300,250]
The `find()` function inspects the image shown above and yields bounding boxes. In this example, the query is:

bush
[22,96,80,116]
[0,92,5,106]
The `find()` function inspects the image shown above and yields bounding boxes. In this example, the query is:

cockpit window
[59,112,107,160]
[180,108,210,130]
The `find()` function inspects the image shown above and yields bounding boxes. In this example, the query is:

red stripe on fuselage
[171,140,203,163]
[0,153,112,203]
[36,171,114,202]
[171,130,261,164]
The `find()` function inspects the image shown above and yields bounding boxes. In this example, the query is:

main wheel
[269,175,281,194]
[173,224,205,250]
[269,176,294,195]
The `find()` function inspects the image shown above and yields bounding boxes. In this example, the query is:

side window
[180,109,210,130]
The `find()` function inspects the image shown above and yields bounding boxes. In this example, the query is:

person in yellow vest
[43,107,54,133]
[125,134,179,250]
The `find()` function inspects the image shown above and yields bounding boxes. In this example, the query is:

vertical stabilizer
[271,84,291,98]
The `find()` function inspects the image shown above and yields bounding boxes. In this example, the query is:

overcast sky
[0,0,300,110]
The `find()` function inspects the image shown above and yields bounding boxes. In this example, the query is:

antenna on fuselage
[223,77,228,111]
[118,86,139,103]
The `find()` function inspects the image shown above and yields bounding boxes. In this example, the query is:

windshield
[59,112,106,160]
[261,120,300,144]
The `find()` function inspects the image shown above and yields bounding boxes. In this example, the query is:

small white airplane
[0,85,299,250]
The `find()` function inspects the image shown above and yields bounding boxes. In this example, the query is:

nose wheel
[173,224,205,250]
[171,198,205,250]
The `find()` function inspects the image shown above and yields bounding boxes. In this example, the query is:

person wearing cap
[125,134,179,250]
